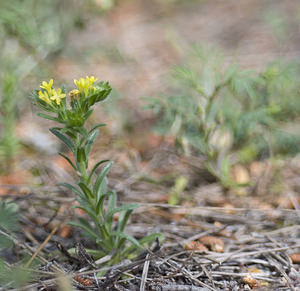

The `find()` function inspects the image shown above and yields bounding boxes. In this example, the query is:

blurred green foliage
[0,0,80,173]
[0,0,78,56]
[94,0,117,11]
[0,73,19,172]
[0,201,19,251]
[0,260,32,290]
[0,201,38,289]
[147,46,300,186]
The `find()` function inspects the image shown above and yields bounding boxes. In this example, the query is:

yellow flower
[40,79,54,93]
[74,76,98,95]
[86,76,98,86]
[50,88,66,105]
[38,90,51,104]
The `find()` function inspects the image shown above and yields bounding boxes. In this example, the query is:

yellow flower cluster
[38,79,66,105]
[74,76,98,96]
[38,76,98,105]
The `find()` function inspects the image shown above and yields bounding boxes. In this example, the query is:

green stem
[71,126,114,252]
[73,130,89,182]
[79,160,88,182]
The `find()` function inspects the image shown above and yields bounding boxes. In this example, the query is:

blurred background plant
[0,201,19,251]
[0,72,19,173]
[0,201,33,289]
[0,0,80,174]
[92,0,117,11]
[147,45,300,187]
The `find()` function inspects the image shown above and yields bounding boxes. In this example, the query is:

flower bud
[69,89,80,100]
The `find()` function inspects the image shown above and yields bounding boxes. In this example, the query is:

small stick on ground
[140,253,150,291]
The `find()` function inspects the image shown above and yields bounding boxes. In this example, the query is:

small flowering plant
[32,76,158,263]
[35,77,111,127]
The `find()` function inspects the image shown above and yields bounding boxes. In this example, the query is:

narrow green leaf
[73,205,99,224]
[85,130,99,158]
[68,222,99,240]
[138,233,164,244]
[84,109,94,121]
[49,128,75,152]
[93,162,113,200]
[95,192,110,217]
[86,87,111,107]
[107,191,117,231]
[87,160,110,186]
[98,177,107,199]
[116,237,127,251]
[106,203,139,225]
[64,129,77,140]
[59,182,85,200]
[77,217,95,233]
[34,103,53,112]
[88,123,106,135]
[117,209,134,233]
[77,127,88,139]
[78,182,93,199]
[58,153,77,171]
[111,232,142,249]
[37,113,62,123]
[122,233,163,257]
[96,222,111,243]
[108,191,117,213]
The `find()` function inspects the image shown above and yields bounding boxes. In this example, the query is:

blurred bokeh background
[1,0,300,194]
